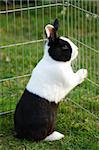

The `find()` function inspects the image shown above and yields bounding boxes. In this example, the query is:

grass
[0,102,99,150]
[0,1,99,150]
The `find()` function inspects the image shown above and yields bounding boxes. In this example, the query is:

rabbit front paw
[77,69,88,84]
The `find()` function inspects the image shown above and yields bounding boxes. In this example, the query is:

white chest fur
[26,56,74,104]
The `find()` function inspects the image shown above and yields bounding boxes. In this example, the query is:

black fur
[14,89,59,142]
[53,18,59,31]
[48,38,72,62]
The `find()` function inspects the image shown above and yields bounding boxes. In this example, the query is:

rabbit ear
[45,24,56,41]
[53,18,59,31]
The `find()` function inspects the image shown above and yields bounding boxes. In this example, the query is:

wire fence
[0,0,99,130]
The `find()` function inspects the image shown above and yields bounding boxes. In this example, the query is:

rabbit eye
[62,45,68,50]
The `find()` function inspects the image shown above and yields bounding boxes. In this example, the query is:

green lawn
[0,1,99,150]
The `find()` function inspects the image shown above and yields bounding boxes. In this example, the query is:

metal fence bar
[70,37,99,53]
[0,1,98,17]
[1,37,99,54]
[49,0,51,23]
[35,0,39,63]
[65,1,99,18]
[62,0,65,36]
[89,0,92,116]
[0,74,31,83]
[86,78,99,88]
[81,1,84,145]
[55,0,58,18]
[66,98,99,120]
[0,110,14,116]
[1,74,98,88]
[27,0,32,73]
[0,39,45,49]
[0,3,62,14]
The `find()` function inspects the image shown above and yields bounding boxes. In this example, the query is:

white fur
[26,37,88,104]
[44,131,64,141]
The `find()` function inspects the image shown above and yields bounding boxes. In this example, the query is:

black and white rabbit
[14,19,88,142]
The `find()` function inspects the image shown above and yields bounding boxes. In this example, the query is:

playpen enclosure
[0,0,99,130]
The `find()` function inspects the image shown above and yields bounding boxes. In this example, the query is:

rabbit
[14,19,88,142]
